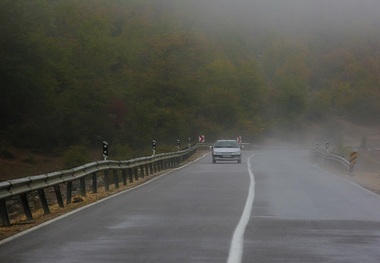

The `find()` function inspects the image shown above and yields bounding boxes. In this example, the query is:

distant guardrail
[0,145,198,226]
[310,150,352,173]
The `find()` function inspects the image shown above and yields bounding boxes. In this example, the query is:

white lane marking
[0,153,210,246]
[227,154,256,263]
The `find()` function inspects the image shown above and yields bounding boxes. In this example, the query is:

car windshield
[214,141,239,148]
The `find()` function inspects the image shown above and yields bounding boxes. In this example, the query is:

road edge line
[227,154,256,263]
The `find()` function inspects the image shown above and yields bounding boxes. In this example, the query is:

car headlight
[213,151,223,155]
[232,151,241,155]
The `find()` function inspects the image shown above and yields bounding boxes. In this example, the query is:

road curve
[1,149,380,263]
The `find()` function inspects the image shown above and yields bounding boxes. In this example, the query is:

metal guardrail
[0,145,198,226]
[311,150,351,172]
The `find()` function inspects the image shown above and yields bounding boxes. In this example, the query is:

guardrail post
[104,170,110,191]
[141,166,145,178]
[80,177,86,196]
[175,157,179,167]
[133,167,138,181]
[121,170,127,186]
[146,166,149,177]
[128,168,133,183]
[149,163,153,174]
[54,185,64,208]
[161,159,166,170]
[153,162,157,173]
[163,159,168,170]
[169,158,173,168]
[92,172,98,193]
[66,181,73,204]
[38,189,50,214]
[20,193,33,221]
[113,170,119,189]
[0,199,10,226]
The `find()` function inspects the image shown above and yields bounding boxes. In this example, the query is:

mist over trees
[1,0,379,155]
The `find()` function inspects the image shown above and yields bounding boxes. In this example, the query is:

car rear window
[214,141,239,148]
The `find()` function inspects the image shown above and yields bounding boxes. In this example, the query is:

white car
[211,140,242,163]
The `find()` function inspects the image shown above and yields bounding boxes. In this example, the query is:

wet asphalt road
[244,150,380,263]
[1,149,380,262]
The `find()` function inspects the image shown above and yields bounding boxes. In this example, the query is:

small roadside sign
[350,152,358,164]
[349,151,358,173]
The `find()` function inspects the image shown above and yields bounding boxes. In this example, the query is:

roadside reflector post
[103,141,109,160]
[152,140,157,156]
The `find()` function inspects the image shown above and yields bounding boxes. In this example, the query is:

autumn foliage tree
[1,0,380,155]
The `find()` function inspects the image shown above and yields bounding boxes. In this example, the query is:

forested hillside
[1,0,380,157]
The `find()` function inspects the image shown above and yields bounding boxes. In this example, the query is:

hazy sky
[187,0,380,33]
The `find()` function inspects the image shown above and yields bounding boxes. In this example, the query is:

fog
[3,0,379,155]
[182,0,380,34]
[175,0,380,148]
